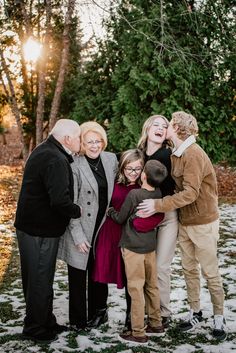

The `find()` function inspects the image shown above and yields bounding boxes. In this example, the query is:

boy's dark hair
[143,160,168,188]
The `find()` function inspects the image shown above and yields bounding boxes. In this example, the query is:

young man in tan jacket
[138,111,226,341]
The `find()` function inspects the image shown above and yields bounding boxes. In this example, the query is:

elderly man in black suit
[14,119,81,343]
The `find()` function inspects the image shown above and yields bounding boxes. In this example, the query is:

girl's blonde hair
[117,149,144,185]
[80,121,107,155]
[137,115,170,151]
[171,111,199,140]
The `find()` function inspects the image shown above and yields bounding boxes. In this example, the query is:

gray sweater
[107,188,162,254]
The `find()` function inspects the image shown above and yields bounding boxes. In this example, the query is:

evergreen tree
[72,0,236,163]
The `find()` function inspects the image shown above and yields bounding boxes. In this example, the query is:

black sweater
[145,146,175,197]
[14,135,81,237]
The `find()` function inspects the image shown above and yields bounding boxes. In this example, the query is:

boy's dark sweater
[107,188,162,254]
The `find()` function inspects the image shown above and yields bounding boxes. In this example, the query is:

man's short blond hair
[172,111,199,140]
[80,121,107,154]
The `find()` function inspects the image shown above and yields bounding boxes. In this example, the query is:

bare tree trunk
[49,0,76,131]
[0,49,28,160]
[36,0,52,145]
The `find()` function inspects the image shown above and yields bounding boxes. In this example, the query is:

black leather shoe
[87,308,108,329]
[53,323,68,334]
[22,331,58,343]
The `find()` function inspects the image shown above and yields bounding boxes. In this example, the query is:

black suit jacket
[14,135,81,237]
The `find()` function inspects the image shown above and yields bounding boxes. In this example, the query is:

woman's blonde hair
[137,115,170,151]
[171,111,199,140]
[80,121,107,155]
[117,149,144,185]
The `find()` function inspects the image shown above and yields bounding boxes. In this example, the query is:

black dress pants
[16,230,59,336]
[68,250,108,326]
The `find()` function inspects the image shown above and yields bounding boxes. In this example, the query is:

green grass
[0,301,21,323]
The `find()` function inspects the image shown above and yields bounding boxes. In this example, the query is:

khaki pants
[178,219,224,315]
[122,248,162,337]
[157,210,178,317]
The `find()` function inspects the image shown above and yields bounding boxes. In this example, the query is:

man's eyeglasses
[125,167,142,174]
[85,140,103,146]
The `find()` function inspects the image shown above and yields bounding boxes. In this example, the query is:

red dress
[93,182,140,289]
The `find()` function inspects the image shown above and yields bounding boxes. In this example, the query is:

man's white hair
[50,119,80,138]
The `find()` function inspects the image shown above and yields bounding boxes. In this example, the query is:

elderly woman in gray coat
[58,121,118,332]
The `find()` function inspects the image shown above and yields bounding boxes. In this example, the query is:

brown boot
[146,324,165,336]
[119,333,148,344]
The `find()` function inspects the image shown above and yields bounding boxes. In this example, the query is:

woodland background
[0,2,236,351]
[0,0,235,165]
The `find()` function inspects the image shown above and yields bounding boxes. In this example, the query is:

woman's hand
[136,199,157,217]
[106,207,114,216]
[76,241,91,253]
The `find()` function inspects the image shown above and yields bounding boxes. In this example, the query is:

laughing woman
[58,121,118,332]
[137,115,178,327]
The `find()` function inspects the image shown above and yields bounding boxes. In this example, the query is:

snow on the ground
[0,204,236,352]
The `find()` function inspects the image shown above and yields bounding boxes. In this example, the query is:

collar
[47,135,74,163]
[172,135,196,157]
[61,144,72,155]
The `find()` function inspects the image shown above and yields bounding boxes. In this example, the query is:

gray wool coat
[57,151,118,270]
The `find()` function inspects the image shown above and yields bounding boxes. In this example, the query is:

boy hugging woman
[108,159,167,344]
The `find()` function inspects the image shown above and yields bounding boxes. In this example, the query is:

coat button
[88,213,91,217]
[87,201,91,205]
[88,190,91,194]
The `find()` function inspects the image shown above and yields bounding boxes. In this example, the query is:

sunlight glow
[23,38,42,62]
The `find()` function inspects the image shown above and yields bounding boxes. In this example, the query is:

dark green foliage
[72,0,236,164]
[71,40,116,126]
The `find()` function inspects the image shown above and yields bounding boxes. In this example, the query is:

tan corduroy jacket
[154,136,219,226]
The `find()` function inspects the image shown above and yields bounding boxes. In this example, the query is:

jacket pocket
[180,202,199,221]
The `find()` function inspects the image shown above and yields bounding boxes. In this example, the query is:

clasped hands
[107,199,157,217]
[76,199,156,253]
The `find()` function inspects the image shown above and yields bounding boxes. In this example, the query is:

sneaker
[178,309,204,331]
[146,324,165,336]
[162,316,172,328]
[212,315,227,341]
[119,332,148,344]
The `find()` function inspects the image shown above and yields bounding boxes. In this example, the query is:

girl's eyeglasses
[125,167,142,174]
